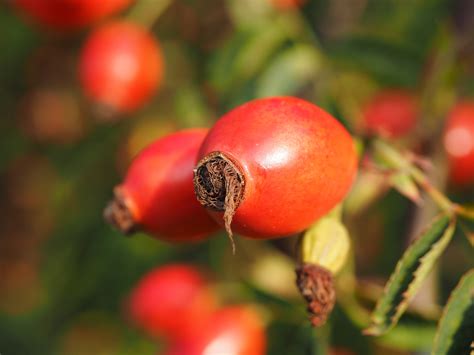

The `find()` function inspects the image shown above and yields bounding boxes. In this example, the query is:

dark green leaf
[365,214,456,335]
[328,35,423,87]
[432,270,474,355]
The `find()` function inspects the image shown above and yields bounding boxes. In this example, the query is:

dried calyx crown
[193,152,245,253]
[104,187,137,235]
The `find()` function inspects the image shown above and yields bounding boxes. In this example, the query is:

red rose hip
[165,306,266,355]
[193,96,358,239]
[127,264,216,340]
[270,0,306,10]
[79,21,163,113]
[443,101,474,186]
[363,89,418,138]
[104,129,220,242]
[12,0,133,30]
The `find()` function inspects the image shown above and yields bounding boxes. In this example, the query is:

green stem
[454,205,474,220]
[373,139,456,217]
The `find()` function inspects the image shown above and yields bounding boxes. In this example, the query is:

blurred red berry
[270,0,306,10]
[127,264,217,340]
[166,306,266,355]
[79,21,163,113]
[363,89,418,138]
[443,101,474,186]
[104,129,220,242]
[329,347,355,355]
[12,0,133,30]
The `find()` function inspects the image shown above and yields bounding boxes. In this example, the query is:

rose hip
[12,0,133,30]
[127,264,217,340]
[165,306,266,355]
[193,96,358,239]
[363,89,418,138]
[79,21,163,113]
[443,101,474,186]
[105,129,220,242]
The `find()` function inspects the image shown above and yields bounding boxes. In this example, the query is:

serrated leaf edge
[364,215,455,336]
[432,270,474,355]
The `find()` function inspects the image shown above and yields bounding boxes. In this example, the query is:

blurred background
[0,0,473,354]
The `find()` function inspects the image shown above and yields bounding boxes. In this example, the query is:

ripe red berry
[104,129,220,242]
[193,96,358,239]
[443,101,474,186]
[79,21,163,113]
[165,306,266,355]
[12,0,133,30]
[363,89,418,138]
[127,264,217,340]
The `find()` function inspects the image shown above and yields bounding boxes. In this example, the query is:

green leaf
[328,35,422,87]
[365,214,456,335]
[208,23,287,94]
[256,44,322,97]
[432,270,474,355]
[390,172,421,204]
[379,323,437,351]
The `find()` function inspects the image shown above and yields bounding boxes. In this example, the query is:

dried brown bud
[104,187,137,235]
[296,262,336,327]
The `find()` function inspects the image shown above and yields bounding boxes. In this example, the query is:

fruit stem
[454,205,474,220]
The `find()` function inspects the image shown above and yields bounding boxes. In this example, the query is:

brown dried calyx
[103,187,137,235]
[296,262,336,327]
[193,152,245,252]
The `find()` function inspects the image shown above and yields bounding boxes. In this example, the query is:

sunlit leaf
[432,270,474,355]
[365,214,456,335]
[390,172,422,204]
[209,23,287,94]
[256,44,322,97]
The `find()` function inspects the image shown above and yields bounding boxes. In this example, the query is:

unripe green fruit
[301,217,350,274]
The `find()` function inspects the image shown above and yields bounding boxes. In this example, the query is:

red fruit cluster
[443,101,474,186]
[105,97,357,244]
[12,0,133,29]
[105,129,219,242]
[79,21,164,113]
[127,264,266,355]
[194,97,358,239]
[363,89,418,138]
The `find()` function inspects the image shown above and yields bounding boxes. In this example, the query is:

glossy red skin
[12,0,133,29]
[165,306,266,355]
[120,129,219,241]
[127,264,216,340]
[443,101,474,186]
[79,21,163,113]
[198,96,358,239]
[363,90,418,138]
